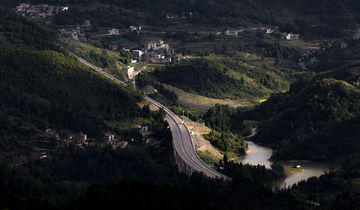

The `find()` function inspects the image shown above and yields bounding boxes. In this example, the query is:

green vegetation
[4,1,360,209]
[153,57,290,99]
[197,150,222,165]
[60,39,126,80]
[1,180,219,210]
[283,166,305,177]
[0,50,145,161]
[22,0,360,39]
[249,78,360,161]
[219,161,286,187]
[203,131,246,156]
[0,6,67,54]
[203,104,245,133]
[137,75,179,104]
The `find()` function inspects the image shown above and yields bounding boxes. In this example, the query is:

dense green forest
[203,104,245,133]
[4,0,357,40]
[200,104,246,155]
[0,179,219,210]
[248,78,360,161]
[0,6,66,54]
[152,57,290,99]
[0,50,145,162]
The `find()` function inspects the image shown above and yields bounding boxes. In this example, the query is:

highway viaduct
[70,52,229,180]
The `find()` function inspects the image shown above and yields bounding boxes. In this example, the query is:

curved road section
[71,52,229,180]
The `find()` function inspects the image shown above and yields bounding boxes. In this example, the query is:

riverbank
[283,166,305,178]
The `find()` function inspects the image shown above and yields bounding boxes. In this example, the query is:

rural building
[285,32,299,40]
[133,50,143,59]
[108,28,120,35]
[224,30,239,36]
[121,66,134,76]
[103,132,115,142]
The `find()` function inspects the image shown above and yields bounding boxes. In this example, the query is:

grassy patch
[185,122,199,133]
[284,165,305,177]
[281,39,320,49]
[161,83,234,107]
[197,150,222,165]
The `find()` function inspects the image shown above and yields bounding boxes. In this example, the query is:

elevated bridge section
[70,52,229,180]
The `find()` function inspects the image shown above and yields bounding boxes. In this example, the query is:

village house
[75,26,80,33]
[84,20,91,27]
[144,40,169,51]
[121,47,130,52]
[129,26,141,33]
[69,31,78,40]
[121,66,134,76]
[103,132,115,143]
[44,129,59,140]
[150,57,172,64]
[341,42,348,49]
[108,28,120,35]
[58,28,66,34]
[102,132,128,148]
[223,29,246,36]
[132,50,143,59]
[80,131,87,143]
[224,30,239,36]
[285,32,299,40]
[15,4,68,17]
[137,125,149,135]
[16,4,30,10]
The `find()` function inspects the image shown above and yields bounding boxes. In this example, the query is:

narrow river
[235,140,341,188]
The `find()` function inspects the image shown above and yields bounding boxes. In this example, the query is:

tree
[141,53,150,62]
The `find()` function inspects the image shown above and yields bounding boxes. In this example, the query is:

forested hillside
[6,0,358,39]
[0,50,144,162]
[0,7,66,53]
[249,78,360,161]
[2,2,360,209]
[153,58,290,99]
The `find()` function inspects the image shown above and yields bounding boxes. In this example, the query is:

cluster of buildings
[15,3,68,18]
[223,27,300,40]
[59,26,82,41]
[223,26,279,37]
[165,12,192,20]
[108,26,141,35]
[295,48,320,70]
[120,39,178,65]
[144,40,169,51]
[59,21,92,41]
[43,129,127,149]
[43,124,158,150]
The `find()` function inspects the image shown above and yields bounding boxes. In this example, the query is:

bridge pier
[173,142,194,177]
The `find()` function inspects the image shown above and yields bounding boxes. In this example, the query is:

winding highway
[71,52,229,180]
